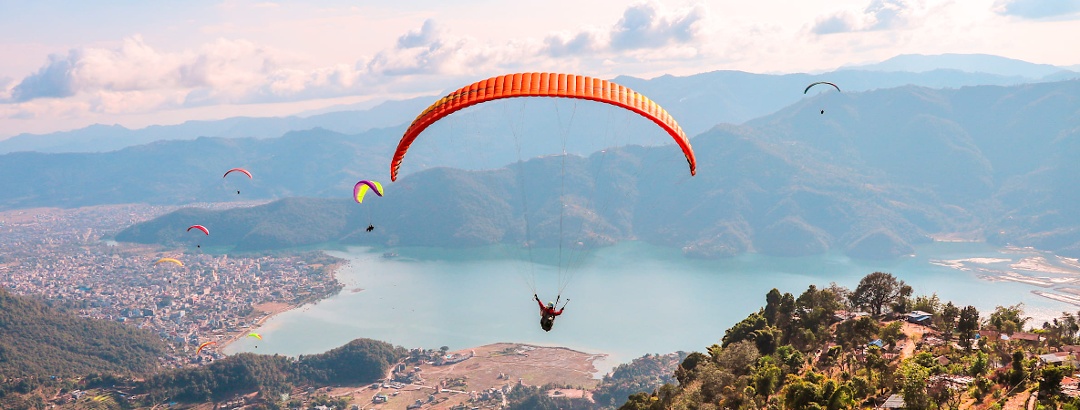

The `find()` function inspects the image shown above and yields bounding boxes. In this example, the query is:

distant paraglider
[354,180,384,232]
[353,180,384,203]
[804,82,841,115]
[154,257,183,267]
[223,168,252,179]
[804,81,841,94]
[187,225,209,248]
[224,168,252,194]
[196,341,216,355]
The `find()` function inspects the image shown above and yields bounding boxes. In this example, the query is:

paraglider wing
[196,341,216,355]
[186,225,210,235]
[353,180,384,203]
[390,72,696,181]
[247,333,263,340]
[804,81,841,94]
[223,168,252,179]
[154,257,184,267]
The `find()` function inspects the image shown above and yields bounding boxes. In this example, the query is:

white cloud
[2,35,372,113]
[610,1,706,50]
[811,0,925,34]
[541,1,708,57]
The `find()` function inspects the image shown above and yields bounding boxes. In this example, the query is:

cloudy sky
[1,0,1079,138]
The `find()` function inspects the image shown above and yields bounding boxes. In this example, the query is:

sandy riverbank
[931,247,1080,309]
[218,258,348,350]
[217,301,299,349]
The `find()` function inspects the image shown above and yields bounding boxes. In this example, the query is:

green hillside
[0,287,168,378]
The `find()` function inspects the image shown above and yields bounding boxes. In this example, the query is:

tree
[675,352,709,385]
[722,313,767,347]
[1039,365,1067,402]
[1045,312,1080,345]
[881,321,905,350]
[911,294,941,315]
[835,316,880,349]
[714,341,760,377]
[957,305,980,349]
[938,302,960,342]
[900,362,931,410]
[988,304,1029,334]
[752,326,782,355]
[1008,350,1026,386]
[928,377,962,410]
[764,288,783,326]
[849,272,911,317]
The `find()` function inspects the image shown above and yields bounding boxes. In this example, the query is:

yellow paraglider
[154,257,183,267]
[353,180,384,204]
[247,333,262,340]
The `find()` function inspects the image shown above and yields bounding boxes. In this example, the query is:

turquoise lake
[225,241,1073,372]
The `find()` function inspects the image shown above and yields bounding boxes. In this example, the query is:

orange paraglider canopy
[196,341,217,355]
[390,72,696,181]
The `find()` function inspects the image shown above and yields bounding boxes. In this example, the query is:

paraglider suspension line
[554,101,578,296]
[508,101,537,294]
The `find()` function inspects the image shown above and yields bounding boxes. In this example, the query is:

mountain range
[6,55,1080,260]
[106,77,1080,260]
[2,53,1076,155]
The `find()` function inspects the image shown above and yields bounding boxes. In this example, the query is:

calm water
[225,241,1070,371]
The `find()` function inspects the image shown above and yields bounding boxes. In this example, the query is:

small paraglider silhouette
[804,82,840,116]
[366,224,375,232]
[223,168,252,196]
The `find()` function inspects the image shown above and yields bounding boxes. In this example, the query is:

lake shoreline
[225,241,1080,374]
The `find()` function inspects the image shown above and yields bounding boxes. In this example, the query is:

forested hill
[613,272,1080,409]
[115,135,935,259]
[114,79,1080,259]
[136,338,405,404]
[0,287,168,378]
[19,79,1080,259]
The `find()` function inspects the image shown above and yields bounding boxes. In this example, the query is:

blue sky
[1,0,1078,137]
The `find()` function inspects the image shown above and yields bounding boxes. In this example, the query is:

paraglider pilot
[534,294,565,332]
[366,224,375,232]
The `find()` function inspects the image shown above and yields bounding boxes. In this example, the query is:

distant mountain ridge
[0,96,434,154]
[9,77,1080,259]
[846,53,1074,78]
[3,53,1076,155]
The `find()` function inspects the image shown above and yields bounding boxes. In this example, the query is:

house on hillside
[879,394,905,409]
[906,310,932,325]
[1008,332,1043,343]
[1060,345,1080,353]
[978,330,1000,340]
[1038,352,1078,367]
[1063,376,1080,398]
